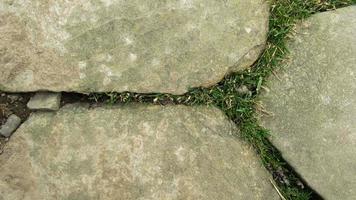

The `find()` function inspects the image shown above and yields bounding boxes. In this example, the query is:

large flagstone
[0,0,269,94]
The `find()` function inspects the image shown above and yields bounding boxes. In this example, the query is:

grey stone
[0,0,269,94]
[7,94,21,102]
[27,92,61,111]
[0,114,21,137]
[0,104,278,200]
[236,85,251,95]
[258,6,356,200]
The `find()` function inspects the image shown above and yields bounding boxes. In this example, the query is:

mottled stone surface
[27,92,61,111]
[259,6,356,200]
[0,104,278,200]
[0,0,269,94]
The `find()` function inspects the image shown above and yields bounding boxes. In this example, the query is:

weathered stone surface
[0,0,269,94]
[0,104,278,200]
[0,114,21,137]
[259,6,356,200]
[27,92,61,111]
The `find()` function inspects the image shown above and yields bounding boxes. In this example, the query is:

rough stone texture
[0,104,278,200]
[0,114,21,137]
[259,6,356,200]
[0,0,269,94]
[27,92,61,111]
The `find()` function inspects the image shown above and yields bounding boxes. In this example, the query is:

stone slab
[0,0,269,94]
[259,6,356,200]
[0,104,278,200]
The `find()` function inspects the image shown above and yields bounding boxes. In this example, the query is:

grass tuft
[89,1,355,199]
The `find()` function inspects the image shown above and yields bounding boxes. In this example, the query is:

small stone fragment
[236,85,251,95]
[0,114,21,137]
[27,92,61,111]
[7,94,20,102]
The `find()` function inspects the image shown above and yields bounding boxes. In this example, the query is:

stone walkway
[259,6,356,200]
[0,1,278,199]
[0,1,356,200]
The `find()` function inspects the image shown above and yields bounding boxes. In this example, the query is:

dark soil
[60,92,91,106]
[0,92,32,153]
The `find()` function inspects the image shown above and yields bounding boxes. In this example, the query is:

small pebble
[7,94,20,102]
[0,114,22,137]
[236,85,251,95]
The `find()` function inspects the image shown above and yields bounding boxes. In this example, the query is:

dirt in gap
[0,92,32,153]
